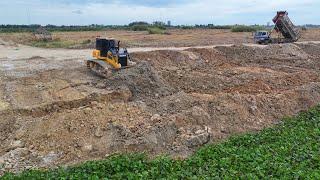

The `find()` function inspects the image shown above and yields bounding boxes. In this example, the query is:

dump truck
[273,11,301,42]
[254,11,301,44]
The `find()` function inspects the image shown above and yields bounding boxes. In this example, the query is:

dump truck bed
[273,11,300,42]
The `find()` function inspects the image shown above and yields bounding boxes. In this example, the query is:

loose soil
[1,28,320,49]
[1,42,320,175]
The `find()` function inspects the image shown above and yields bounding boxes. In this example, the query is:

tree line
[0,22,236,33]
[2,22,314,33]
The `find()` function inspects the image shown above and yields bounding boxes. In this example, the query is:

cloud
[72,10,83,14]
[47,0,192,7]
[0,0,319,25]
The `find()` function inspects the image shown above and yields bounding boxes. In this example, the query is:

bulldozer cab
[95,38,119,57]
[87,37,135,75]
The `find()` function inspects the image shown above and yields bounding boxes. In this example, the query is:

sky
[0,0,319,25]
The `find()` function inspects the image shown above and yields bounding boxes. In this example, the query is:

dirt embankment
[1,43,320,175]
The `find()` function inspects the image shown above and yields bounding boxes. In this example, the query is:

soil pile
[104,61,174,100]
[1,43,320,175]
[296,43,320,58]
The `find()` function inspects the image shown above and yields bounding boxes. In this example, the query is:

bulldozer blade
[86,59,113,78]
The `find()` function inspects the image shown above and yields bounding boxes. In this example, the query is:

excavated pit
[1,43,320,174]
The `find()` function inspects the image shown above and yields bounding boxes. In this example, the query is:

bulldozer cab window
[109,40,116,48]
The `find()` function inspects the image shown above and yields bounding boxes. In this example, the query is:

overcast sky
[0,0,319,25]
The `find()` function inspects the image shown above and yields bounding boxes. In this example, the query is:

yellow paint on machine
[92,49,122,69]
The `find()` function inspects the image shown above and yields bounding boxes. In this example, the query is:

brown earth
[1,28,320,48]
[1,42,320,175]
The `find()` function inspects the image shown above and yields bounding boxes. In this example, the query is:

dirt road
[1,41,319,60]
[1,41,320,175]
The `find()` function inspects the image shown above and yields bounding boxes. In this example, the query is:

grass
[147,27,166,34]
[130,24,167,34]
[29,39,91,49]
[231,25,266,32]
[2,105,320,179]
[30,40,75,48]
[131,25,149,31]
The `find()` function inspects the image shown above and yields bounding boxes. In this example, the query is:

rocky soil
[1,42,320,175]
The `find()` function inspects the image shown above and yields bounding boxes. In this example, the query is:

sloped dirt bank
[1,43,320,175]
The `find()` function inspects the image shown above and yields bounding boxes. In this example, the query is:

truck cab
[254,31,271,44]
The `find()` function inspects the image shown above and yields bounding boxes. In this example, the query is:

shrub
[128,21,149,27]
[30,39,76,48]
[153,25,166,30]
[231,25,264,32]
[180,25,194,29]
[131,24,167,32]
[82,39,91,44]
[207,25,232,29]
[147,27,165,34]
[131,25,149,31]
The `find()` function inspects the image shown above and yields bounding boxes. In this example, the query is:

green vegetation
[0,23,264,34]
[206,24,233,29]
[0,25,128,33]
[131,25,149,31]
[2,23,318,33]
[129,21,167,34]
[2,105,320,179]
[231,25,266,32]
[29,39,91,49]
[147,27,166,34]
[29,40,75,48]
[179,25,195,29]
[128,22,167,34]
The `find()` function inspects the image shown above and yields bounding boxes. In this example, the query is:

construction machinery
[86,38,135,77]
[254,11,301,44]
[254,31,272,44]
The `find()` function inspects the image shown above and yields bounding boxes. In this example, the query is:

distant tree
[153,21,166,26]
[128,21,149,27]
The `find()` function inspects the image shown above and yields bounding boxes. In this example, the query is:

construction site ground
[1,37,320,175]
[1,28,320,48]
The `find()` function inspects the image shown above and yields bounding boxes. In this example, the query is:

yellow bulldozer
[86,37,135,77]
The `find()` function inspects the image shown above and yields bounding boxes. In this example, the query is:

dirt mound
[131,48,228,71]
[2,43,320,175]
[216,43,309,62]
[296,43,320,58]
[104,61,175,100]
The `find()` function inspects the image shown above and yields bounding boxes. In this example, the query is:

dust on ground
[1,42,320,175]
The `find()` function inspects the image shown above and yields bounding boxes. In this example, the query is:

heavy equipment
[254,31,272,44]
[254,11,301,44]
[86,37,135,77]
[272,11,301,43]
